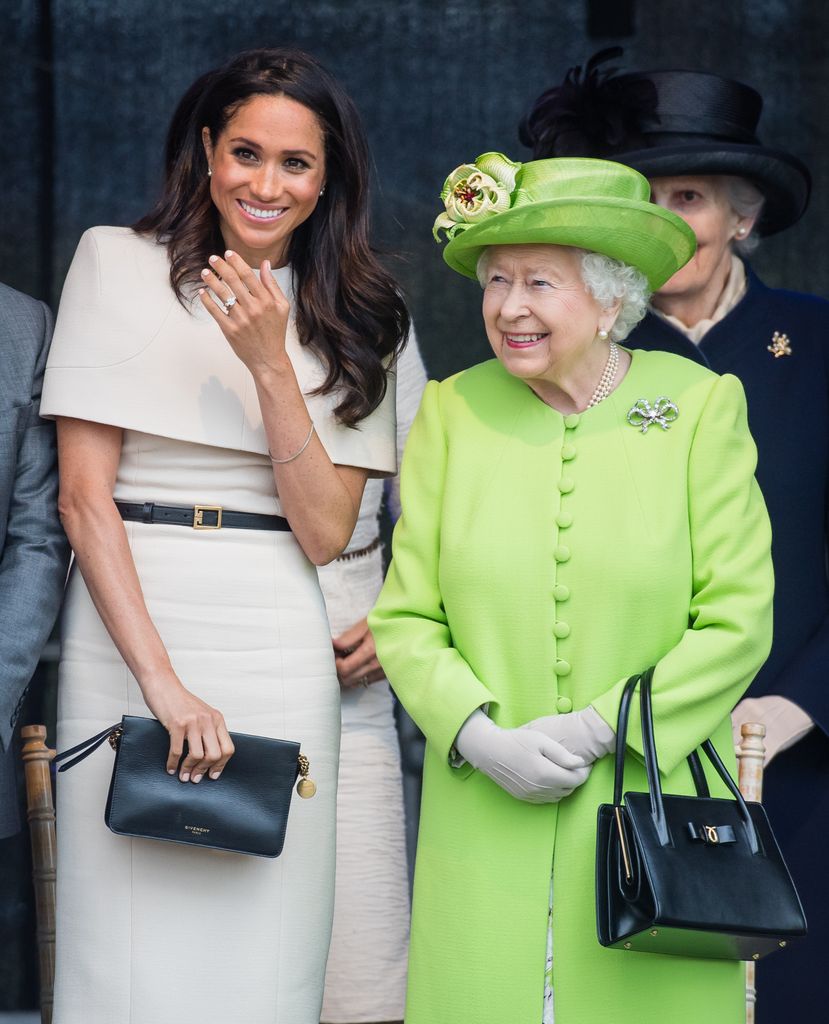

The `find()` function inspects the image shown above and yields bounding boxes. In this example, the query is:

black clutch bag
[596,667,807,960]
[55,715,316,858]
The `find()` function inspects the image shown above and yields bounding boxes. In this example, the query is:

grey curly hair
[476,247,651,342]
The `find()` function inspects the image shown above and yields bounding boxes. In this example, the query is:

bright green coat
[369,349,773,1024]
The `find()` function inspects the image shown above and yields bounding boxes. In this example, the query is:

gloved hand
[732,696,814,766]
[454,709,592,804]
[523,706,616,764]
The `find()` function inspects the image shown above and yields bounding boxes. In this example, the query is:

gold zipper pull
[296,753,316,798]
[108,725,124,751]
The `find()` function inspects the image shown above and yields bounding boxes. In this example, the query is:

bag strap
[637,672,759,853]
[54,722,121,772]
[612,670,759,854]
[612,672,642,806]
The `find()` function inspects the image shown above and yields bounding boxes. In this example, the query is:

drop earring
[319,186,326,197]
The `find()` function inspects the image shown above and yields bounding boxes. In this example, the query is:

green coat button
[554,660,571,677]
[553,584,570,601]
[556,512,573,529]
[561,443,576,461]
[564,413,581,429]
[558,477,575,494]
[553,621,570,638]
[554,545,571,563]
[556,696,573,713]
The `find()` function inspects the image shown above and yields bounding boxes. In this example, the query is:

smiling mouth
[237,199,287,221]
[504,332,549,349]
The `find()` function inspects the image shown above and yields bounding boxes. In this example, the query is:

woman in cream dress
[319,334,427,1024]
[40,49,408,1024]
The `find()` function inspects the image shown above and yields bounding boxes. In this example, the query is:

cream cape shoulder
[41,226,398,470]
[46,226,179,369]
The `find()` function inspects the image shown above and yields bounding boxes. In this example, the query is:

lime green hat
[433,154,696,291]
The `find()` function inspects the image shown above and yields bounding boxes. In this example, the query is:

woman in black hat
[521,51,829,1023]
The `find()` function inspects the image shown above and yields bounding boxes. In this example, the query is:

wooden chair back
[20,725,56,1024]
[737,722,767,1024]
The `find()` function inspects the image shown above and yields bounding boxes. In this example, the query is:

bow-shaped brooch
[626,397,679,434]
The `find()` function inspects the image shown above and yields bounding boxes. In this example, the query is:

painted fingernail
[167,769,176,776]
[198,288,205,295]
[180,772,190,782]
[209,255,218,264]
[264,259,271,271]
[201,269,210,277]
[225,250,234,258]
[192,774,203,784]
[209,770,221,780]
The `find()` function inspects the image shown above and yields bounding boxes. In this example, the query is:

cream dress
[41,226,397,1024]
[318,335,427,1023]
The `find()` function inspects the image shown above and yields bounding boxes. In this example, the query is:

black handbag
[596,667,807,960]
[55,715,316,858]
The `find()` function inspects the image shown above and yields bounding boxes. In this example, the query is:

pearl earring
[736,226,746,237]
[598,328,609,341]
[208,168,212,177]
[319,186,326,197]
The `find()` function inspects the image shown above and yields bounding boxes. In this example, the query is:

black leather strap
[115,501,291,532]
[54,722,120,771]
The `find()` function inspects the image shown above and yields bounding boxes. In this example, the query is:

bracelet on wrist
[268,422,316,464]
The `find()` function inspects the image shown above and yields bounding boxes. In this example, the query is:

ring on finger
[222,294,237,314]
[359,675,370,687]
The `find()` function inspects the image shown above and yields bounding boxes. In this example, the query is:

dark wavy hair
[133,47,409,427]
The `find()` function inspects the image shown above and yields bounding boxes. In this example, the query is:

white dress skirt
[318,542,410,1023]
[53,433,341,1024]
[317,334,428,1024]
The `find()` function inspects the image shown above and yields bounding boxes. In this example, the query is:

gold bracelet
[268,423,316,464]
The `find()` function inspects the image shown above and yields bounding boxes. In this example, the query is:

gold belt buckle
[193,505,223,530]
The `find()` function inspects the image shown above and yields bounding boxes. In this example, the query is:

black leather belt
[115,501,291,532]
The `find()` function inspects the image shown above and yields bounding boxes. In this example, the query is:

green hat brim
[443,196,696,291]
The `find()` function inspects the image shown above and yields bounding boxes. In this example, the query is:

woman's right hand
[142,673,235,783]
[454,709,592,803]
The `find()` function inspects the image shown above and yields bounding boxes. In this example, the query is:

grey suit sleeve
[0,299,70,752]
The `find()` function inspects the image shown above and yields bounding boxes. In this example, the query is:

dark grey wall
[1,0,826,1009]
[2,0,827,385]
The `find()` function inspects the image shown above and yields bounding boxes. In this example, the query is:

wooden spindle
[737,721,766,1024]
[21,725,57,1024]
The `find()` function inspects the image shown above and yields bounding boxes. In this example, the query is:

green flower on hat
[433,152,522,242]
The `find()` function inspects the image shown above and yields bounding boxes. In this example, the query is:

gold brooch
[767,331,792,358]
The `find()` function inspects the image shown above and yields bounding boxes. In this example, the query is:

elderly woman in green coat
[368,155,774,1024]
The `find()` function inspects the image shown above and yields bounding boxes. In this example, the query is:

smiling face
[647,175,748,305]
[202,93,326,267]
[481,244,617,388]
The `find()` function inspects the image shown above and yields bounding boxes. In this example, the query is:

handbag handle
[613,668,760,853]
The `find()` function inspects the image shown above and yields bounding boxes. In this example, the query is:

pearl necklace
[586,341,619,408]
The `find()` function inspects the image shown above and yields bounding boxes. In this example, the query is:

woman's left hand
[333,618,385,688]
[199,251,291,375]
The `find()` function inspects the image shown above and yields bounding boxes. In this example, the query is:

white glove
[523,706,616,763]
[454,709,592,804]
[732,696,814,766]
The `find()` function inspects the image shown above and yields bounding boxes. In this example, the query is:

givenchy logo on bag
[184,825,211,835]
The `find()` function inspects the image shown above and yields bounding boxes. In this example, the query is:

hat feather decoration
[519,47,657,159]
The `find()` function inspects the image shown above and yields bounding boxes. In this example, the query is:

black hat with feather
[519,48,811,235]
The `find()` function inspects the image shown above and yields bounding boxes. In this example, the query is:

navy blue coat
[626,264,829,1021]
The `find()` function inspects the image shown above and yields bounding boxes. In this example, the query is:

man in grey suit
[0,282,69,838]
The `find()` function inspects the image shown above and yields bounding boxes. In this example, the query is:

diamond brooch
[626,397,679,434]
